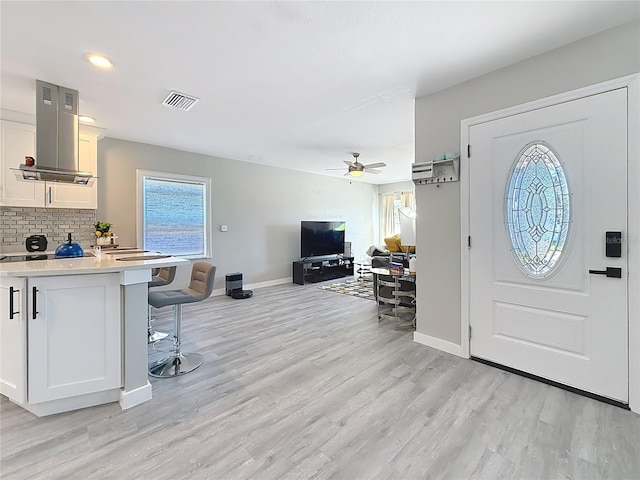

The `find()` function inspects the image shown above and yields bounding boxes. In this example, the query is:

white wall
[414,20,640,346]
[97,137,378,290]
[378,180,414,195]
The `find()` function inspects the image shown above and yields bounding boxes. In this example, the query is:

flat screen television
[301,221,346,258]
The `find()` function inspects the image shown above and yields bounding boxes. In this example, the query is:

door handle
[32,286,38,319]
[9,286,19,319]
[588,267,622,278]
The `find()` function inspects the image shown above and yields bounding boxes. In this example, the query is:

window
[505,142,571,277]
[381,191,415,238]
[137,170,211,258]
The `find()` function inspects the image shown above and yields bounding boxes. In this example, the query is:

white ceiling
[1,1,638,184]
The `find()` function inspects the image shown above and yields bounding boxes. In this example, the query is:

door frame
[460,73,640,414]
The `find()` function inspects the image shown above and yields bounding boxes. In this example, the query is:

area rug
[318,278,375,301]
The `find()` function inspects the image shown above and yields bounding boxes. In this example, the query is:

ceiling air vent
[162,90,199,111]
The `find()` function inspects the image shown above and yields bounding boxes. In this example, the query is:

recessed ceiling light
[79,115,96,124]
[86,53,114,69]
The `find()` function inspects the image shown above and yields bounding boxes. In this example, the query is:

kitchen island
[0,250,189,416]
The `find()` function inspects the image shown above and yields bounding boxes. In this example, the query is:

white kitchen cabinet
[0,121,43,207]
[0,277,27,403]
[0,119,99,209]
[27,273,121,403]
[0,273,121,407]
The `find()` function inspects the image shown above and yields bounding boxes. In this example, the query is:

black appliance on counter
[25,235,47,252]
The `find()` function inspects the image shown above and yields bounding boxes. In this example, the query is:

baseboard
[413,332,465,358]
[119,381,152,409]
[246,277,291,290]
[17,389,121,417]
[211,277,291,297]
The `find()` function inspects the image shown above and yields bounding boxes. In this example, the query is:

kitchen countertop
[0,250,189,277]
[0,248,193,416]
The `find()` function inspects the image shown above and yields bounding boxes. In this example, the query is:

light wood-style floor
[1,281,639,479]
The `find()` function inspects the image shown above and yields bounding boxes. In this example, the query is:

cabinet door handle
[32,286,38,319]
[48,186,52,205]
[9,286,19,319]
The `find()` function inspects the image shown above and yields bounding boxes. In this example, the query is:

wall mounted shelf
[412,156,460,185]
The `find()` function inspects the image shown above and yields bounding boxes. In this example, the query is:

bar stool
[148,266,177,343]
[148,262,216,377]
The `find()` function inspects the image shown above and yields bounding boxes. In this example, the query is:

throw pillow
[384,234,402,252]
[395,234,404,252]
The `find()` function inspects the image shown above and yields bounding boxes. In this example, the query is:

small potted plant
[94,222,112,245]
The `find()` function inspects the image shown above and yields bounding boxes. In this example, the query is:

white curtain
[381,193,396,238]
[401,191,415,209]
[380,191,415,239]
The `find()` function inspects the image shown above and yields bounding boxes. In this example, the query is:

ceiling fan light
[349,169,364,177]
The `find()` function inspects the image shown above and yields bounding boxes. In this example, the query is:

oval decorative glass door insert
[505,142,571,277]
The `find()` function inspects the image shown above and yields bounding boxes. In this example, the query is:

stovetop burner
[0,252,94,263]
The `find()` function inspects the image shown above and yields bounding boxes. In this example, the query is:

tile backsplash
[1,207,96,252]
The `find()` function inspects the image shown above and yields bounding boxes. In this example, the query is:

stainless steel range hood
[13,80,95,185]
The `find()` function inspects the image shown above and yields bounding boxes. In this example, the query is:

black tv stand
[293,256,354,285]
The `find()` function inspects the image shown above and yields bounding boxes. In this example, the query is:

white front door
[469,87,628,402]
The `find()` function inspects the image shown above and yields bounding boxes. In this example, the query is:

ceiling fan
[327,153,387,177]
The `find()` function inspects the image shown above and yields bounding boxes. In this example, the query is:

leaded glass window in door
[505,142,571,277]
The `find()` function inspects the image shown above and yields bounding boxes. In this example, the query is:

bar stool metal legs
[148,304,203,377]
[148,305,169,343]
[147,267,176,344]
[148,262,215,378]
